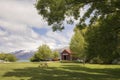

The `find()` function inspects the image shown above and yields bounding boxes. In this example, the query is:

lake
[17,60,30,62]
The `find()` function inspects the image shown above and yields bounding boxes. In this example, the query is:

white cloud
[0,0,47,28]
[0,0,74,53]
[0,30,7,36]
[46,31,68,43]
[0,19,73,52]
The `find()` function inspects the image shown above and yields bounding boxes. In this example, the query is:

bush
[90,57,103,64]
[52,58,60,61]
[52,51,59,61]
[112,58,120,64]
[0,53,17,62]
[60,60,82,63]
[60,60,74,63]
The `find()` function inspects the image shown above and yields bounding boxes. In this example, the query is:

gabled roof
[62,49,72,54]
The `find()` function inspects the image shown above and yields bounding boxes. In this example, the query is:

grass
[0,62,120,80]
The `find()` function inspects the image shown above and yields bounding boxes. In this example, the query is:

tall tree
[70,27,86,60]
[35,0,120,31]
[86,15,120,63]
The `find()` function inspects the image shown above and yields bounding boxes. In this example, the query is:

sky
[0,0,75,52]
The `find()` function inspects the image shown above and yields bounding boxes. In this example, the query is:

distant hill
[12,50,35,60]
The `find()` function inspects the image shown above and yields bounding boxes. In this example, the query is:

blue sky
[0,0,75,52]
[32,27,49,35]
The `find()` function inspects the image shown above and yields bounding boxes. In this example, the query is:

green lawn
[0,62,120,80]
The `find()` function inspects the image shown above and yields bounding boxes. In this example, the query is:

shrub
[0,53,17,62]
[90,57,103,64]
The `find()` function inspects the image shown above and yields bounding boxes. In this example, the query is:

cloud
[0,0,74,53]
[0,0,48,28]
[0,19,74,52]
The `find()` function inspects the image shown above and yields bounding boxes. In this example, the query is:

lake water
[17,60,30,62]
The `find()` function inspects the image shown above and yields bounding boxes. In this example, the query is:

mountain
[12,50,35,60]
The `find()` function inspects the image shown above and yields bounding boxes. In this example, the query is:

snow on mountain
[12,50,35,60]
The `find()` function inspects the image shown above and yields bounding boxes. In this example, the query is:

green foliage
[36,0,120,64]
[36,0,120,31]
[85,15,120,64]
[30,44,52,62]
[0,53,17,62]
[0,53,6,60]
[90,56,103,64]
[70,14,120,64]
[70,27,87,59]
[52,51,59,60]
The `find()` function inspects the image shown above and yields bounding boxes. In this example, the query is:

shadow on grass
[3,64,120,80]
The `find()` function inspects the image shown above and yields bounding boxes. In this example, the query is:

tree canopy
[36,0,120,31]
[35,0,120,64]
[85,15,120,63]
[30,44,52,62]
[70,27,86,59]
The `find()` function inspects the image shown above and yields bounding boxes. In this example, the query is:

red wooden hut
[61,49,72,60]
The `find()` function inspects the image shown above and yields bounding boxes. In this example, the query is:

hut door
[64,55,67,60]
